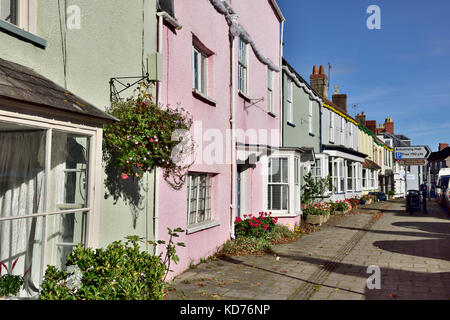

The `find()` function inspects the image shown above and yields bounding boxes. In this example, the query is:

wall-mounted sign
[398,159,428,166]
[394,146,431,160]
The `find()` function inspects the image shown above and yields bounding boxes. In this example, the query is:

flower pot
[360,199,366,205]
[306,214,329,226]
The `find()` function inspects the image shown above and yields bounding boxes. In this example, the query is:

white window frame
[0,0,37,33]
[187,173,212,226]
[308,99,313,135]
[192,47,208,95]
[294,157,300,212]
[329,112,335,143]
[347,162,353,191]
[341,118,345,144]
[349,123,353,149]
[268,157,289,212]
[267,68,274,113]
[238,38,249,95]
[0,110,101,293]
[286,78,293,123]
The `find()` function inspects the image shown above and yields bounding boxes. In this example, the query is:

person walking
[420,181,428,213]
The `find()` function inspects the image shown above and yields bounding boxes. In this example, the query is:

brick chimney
[439,143,449,151]
[331,85,348,113]
[384,118,394,134]
[366,120,377,134]
[310,65,329,99]
[356,112,366,126]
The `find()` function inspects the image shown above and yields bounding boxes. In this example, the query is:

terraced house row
[0,0,399,296]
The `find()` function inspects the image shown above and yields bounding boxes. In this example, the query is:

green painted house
[282,59,322,154]
[281,59,325,188]
[0,0,166,297]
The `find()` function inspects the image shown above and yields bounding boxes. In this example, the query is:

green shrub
[40,237,166,300]
[0,274,23,297]
[263,224,297,242]
[217,225,300,257]
[218,237,273,256]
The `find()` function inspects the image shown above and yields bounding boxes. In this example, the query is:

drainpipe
[230,33,237,239]
[279,19,284,147]
[149,12,164,255]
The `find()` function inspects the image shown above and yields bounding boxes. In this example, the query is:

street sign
[398,159,428,166]
[394,146,431,160]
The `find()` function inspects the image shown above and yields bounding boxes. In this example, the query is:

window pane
[201,54,207,94]
[269,158,281,183]
[50,132,90,212]
[0,0,17,24]
[0,122,46,218]
[282,185,288,210]
[0,216,44,297]
[281,158,288,183]
[269,185,281,210]
[46,211,87,270]
[189,176,197,224]
[197,175,206,223]
[193,50,199,90]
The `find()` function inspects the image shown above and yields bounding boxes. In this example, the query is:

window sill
[287,121,295,127]
[157,11,182,30]
[186,220,220,235]
[238,90,251,103]
[0,20,46,48]
[267,211,301,218]
[192,89,217,106]
[265,111,276,118]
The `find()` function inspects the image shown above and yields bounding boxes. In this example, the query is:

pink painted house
[155,0,287,278]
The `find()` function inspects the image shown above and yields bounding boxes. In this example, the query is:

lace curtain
[0,130,46,295]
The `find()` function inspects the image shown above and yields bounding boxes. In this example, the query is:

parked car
[436,174,450,207]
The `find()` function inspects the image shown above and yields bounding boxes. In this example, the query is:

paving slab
[166,200,450,300]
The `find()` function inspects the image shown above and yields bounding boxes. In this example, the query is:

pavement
[166,199,450,300]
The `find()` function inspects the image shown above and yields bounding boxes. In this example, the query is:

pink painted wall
[157,0,283,279]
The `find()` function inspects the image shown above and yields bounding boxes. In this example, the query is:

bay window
[0,120,96,297]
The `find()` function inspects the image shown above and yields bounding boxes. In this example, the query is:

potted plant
[362,194,372,205]
[0,258,29,299]
[303,202,331,225]
[330,200,351,215]
[388,190,395,200]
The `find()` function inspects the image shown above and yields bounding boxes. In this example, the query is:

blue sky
[277,0,450,151]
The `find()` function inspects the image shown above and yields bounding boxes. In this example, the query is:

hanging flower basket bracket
[109,74,150,102]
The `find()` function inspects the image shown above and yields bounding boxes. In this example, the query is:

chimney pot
[310,64,329,99]
[313,65,319,75]
[319,65,325,75]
